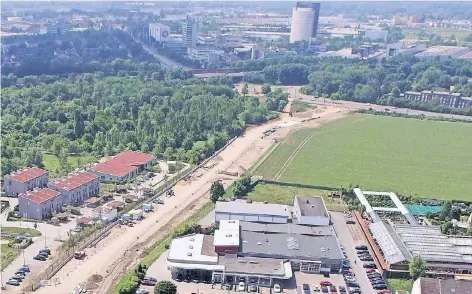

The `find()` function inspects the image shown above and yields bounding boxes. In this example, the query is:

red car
[365,269,377,273]
[377,291,391,294]
[320,281,332,286]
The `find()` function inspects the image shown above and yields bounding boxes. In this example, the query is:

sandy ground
[26,92,349,294]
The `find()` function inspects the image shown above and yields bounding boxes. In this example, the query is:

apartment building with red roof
[90,151,156,182]
[48,171,100,205]
[18,188,62,220]
[4,167,49,197]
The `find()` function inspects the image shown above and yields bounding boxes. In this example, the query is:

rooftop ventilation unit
[189,245,193,249]
[187,252,192,256]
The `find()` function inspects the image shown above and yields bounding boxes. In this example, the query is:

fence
[28,136,239,291]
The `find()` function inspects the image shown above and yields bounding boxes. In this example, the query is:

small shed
[86,197,102,208]
[107,200,125,211]
[77,217,94,227]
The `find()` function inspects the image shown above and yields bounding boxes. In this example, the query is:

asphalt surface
[136,39,188,69]
[331,211,376,294]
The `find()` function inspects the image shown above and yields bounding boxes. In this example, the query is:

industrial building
[182,15,197,48]
[3,167,49,197]
[415,45,469,60]
[293,196,330,226]
[289,2,320,43]
[18,188,62,220]
[215,202,289,223]
[411,277,472,294]
[48,171,100,205]
[402,90,472,109]
[90,151,156,182]
[166,220,343,286]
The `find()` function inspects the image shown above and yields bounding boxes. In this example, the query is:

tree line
[1,74,278,176]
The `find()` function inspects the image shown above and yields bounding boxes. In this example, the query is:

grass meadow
[255,114,472,201]
[43,154,97,177]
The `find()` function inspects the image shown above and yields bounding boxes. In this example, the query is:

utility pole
[22,249,26,265]
[44,227,47,248]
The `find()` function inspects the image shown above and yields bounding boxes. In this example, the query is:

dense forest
[1,74,277,176]
[1,29,159,77]
[236,55,472,115]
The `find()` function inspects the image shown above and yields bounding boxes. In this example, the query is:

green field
[1,244,20,270]
[0,227,42,237]
[43,154,97,177]
[255,114,472,201]
[387,279,413,292]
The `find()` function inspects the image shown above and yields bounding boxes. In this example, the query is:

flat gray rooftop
[239,221,335,236]
[295,196,328,217]
[240,231,343,261]
[215,201,289,217]
[218,255,287,276]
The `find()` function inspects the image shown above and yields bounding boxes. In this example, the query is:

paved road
[135,39,188,69]
[331,211,376,294]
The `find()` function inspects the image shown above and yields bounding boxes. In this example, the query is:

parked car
[10,275,23,281]
[192,275,199,283]
[355,245,368,250]
[37,253,48,259]
[312,284,321,292]
[238,282,246,291]
[373,285,388,290]
[346,220,355,224]
[203,276,211,284]
[273,284,281,293]
[321,286,329,293]
[339,286,346,293]
[363,263,377,269]
[176,274,183,282]
[141,279,156,286]
[303,284,310,291]
[345,277,357,283]
[143,277,157,282]
[330,285,337,293]
[39,248,51,255]
[14,271,26,277]
[184,274,191,282]
[320,281,332,286]
[360,257,373,261]
[33,255,46,261]
[136,288,149,294]
[18,265,30,272]
[226,284,233,290]
[6,279,20,286]
[249,284,258,292]
[365,269,376,273]
[347,282,360,288]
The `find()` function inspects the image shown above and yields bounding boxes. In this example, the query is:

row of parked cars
[33,248,51,261]
[5,264,31,286]
[303,281,346,294]
[340,246,361,294]
[354,245,390,293]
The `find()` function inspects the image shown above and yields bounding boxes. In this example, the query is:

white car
[239,282,246,291]
[312,284,321,292]
[273,284,281,293]
[136,289,149,294]
[345,277,357,283]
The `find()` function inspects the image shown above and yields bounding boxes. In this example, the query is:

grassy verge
[1,243,21,270]
[43,154,97,177]
[291,100,313,113]
[0,227,42,237]
[113,201,215,294]
[387,278,413,292]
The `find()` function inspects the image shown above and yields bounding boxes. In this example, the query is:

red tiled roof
[8,167,48,183]
[21,188,61,204]
[91,151,155,177]
[50,171,99,191]
[77,217,92,224]
[107,201,125,208]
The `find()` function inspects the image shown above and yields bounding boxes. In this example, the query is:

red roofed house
[4,167,49,197]
[90,151,156,182]
[18,188,62,220]
[48,171,100,205]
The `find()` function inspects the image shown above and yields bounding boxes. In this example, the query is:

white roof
[167,234,218,264]
[219,220,240,231]
[213,230,240,247]
[216,201,289,217]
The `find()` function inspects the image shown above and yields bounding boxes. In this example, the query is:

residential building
[48,171,100,205]
[4,167,49,197]
[182,15,197,48]
[293,196,330,226]
[402,90,472,109]
[18,188,62,220]
[289,2,321,43]
[91,206,117,221]
[167,220,342,286]
[215,201,289,223]
[411,277,472,294]
[90,151,156,182]
[149,23,171,43]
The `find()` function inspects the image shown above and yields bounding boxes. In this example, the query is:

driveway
[331,211,376,294]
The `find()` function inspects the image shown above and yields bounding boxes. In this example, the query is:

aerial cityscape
[1,1,472,294]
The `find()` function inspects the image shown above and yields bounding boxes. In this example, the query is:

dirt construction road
[28,105,347,294]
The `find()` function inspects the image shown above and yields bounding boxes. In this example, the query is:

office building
[4,167,49,197]
[182,15,197,48]
[289,2,320,43]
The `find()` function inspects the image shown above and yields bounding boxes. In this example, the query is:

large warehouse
[293,195,330,226]
[215,201,289,223]
[166,220,343,286]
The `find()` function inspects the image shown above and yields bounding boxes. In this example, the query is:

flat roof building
[18,188,62,220]
[91,151,156,182]
[4,167,49,197]
[293,196,330,226]
[415,46,469,61]
[215,201,289,223]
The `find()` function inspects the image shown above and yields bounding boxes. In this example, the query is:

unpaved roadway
[28,105,347,294]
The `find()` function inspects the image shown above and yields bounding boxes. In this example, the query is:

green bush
[117,274,140,294]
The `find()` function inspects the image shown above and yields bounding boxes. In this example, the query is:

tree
[233,175,252,197]
[242,83,249,97]
[154,281,177,294]
[261,83,271,94]
[409,255,426,280]
[440,201,452,221]
[210,181,225,202]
